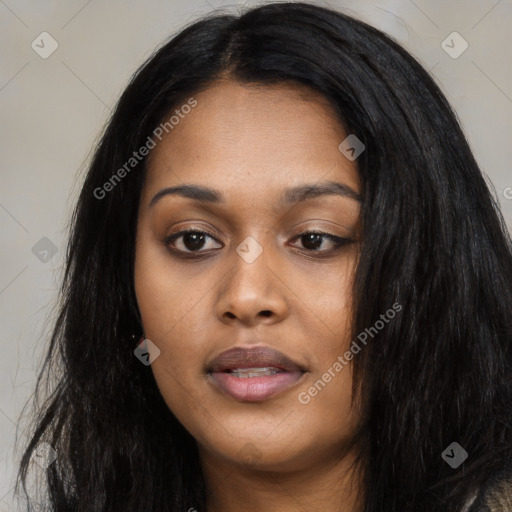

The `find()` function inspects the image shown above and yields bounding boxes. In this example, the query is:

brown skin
[134,79,364,512]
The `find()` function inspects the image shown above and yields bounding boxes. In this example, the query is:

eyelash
[163,228,353,259]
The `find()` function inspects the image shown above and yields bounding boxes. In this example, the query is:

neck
[200,447,364,512]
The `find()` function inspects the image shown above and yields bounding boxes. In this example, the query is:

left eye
[290,231,352,252]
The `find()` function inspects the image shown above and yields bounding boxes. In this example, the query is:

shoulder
[482,473,512,512]
[468,465,512,512]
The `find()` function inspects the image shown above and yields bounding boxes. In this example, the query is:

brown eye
[291,231,353,253]
[300,233,324,250]
[165,229,222,254]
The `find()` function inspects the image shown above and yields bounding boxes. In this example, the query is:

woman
[16,2,512,511]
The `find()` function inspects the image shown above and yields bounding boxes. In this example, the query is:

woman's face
[135,79,362,473]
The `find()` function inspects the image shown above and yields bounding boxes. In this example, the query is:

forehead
[143,79,360,203]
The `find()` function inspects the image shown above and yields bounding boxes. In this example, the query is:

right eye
[164,229,223,257]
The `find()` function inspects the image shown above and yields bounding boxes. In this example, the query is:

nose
[215,245,289,327]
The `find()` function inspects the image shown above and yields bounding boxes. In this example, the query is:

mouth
[206,346,307,402]
[226,367,284,378]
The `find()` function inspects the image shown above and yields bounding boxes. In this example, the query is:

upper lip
[207,346,305,373]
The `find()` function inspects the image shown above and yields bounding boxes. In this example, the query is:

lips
[206,346,307,402]
[208,346,305,373]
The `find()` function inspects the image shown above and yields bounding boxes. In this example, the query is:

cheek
[133,239,210,410]
[134,258,210,382]
[296,256,356,340]
[134,232,212,340]
[135,269,212,439]
[289,258,358,427]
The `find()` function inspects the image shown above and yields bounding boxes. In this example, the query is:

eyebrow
[149,181,362,208]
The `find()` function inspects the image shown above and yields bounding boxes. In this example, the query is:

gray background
[1,0,511,509]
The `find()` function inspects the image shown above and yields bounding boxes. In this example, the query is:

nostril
[259,310,272,318]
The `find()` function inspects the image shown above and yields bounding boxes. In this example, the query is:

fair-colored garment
[464,471,512,512]
[483,476,512,512]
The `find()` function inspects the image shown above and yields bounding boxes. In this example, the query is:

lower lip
[208,371,305,402]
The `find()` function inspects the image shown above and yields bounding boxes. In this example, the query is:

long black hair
[16,2,512,511]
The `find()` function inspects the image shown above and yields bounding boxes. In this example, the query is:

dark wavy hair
[16,2,512,511]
